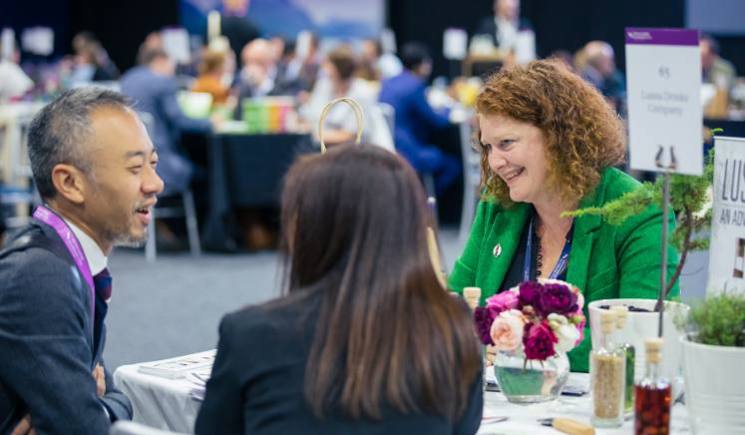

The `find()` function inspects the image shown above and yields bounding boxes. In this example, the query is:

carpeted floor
[103,228,709,370]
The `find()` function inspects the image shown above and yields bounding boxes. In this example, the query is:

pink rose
[485,290,520,315]
[489,309,526,351]
[575,318,587,346]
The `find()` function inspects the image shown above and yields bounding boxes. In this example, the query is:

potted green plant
[567,149,715,388]
[680,293,745,433]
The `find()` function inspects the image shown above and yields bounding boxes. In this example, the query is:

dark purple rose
[474,307,495,345]
[523,321,558,361]
[518,281,543,310]
[540,283,578,315]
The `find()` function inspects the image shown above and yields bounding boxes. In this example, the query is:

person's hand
[93,364,106,397]
[11,414,36,435]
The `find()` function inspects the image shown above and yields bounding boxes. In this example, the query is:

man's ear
[51,164,88,205]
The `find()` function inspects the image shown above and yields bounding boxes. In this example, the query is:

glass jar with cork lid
[591,310,626,428]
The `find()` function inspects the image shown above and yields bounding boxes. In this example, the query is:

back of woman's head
[280,145,481,421]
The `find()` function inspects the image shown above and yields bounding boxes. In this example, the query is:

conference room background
[2,0,744,81]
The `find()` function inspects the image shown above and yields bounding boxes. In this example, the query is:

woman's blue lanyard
[523,216,573,281]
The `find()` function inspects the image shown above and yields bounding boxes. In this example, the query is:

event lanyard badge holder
[33,205,96,324]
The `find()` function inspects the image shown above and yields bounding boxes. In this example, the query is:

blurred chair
[110,421,185,435]
[367,102,395,152]
[138,112,201,262]
[458,113,480,246]
[378,101,395,136]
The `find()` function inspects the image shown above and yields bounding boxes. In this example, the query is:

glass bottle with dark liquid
[634,338,671,435]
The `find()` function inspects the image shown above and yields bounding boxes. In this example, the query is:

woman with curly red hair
[449,59,679,372]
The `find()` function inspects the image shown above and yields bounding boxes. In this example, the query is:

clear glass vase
[493,349,570,404]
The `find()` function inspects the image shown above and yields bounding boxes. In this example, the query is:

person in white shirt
[0,45,33,101]
[300,45,393,151]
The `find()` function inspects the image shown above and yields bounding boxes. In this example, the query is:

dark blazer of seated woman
[195,145,483,435]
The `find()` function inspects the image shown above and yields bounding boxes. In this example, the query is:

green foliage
[687,293,745,347]
[564,150,714,253]
[562,149,715,299]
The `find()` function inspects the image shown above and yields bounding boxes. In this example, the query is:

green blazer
[449,167,679,372]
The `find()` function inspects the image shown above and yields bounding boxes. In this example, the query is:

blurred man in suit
[379,42,460,193]
[577,41,626,114]
[121,47,213,195]
[221,0,261,68]
[0,88,163,434]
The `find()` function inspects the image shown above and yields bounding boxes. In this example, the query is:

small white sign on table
[626,28,702,175]
[708,136,745,295]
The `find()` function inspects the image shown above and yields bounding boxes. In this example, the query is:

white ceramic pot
[681,336,745,434]
[588,299,689,385]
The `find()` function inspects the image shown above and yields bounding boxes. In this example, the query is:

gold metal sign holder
[317,98,447,289]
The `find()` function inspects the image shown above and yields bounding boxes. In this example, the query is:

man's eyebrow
[124,148,159,159]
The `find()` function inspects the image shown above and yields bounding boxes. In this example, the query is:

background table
[201,132,314,251]
[115,353,690,434]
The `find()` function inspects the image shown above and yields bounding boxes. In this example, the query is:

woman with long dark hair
[195,145,483,435]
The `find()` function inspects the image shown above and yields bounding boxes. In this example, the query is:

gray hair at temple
[27,87,133,199]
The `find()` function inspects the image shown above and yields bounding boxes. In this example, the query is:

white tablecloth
[115,354,691,434]
[479,376,690,434]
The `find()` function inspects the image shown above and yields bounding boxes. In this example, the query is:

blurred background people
[220,0,260,67]
[358,38,402,82]
[300,45,392,150]
[195,145,483,435]
[473,0,533,53]
[120,47,213,195]
[237,38,277,98]
[576,40,626,114]
[192,48,231,106]
[379,42,460,193]
[0,34,33,101]
[701,34,737,92]
[69,31,120,84]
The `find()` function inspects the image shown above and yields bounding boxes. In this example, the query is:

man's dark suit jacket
[0,221,132,435]
[195,292,483,435]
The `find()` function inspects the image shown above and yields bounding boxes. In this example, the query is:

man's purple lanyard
[33,205,95,323]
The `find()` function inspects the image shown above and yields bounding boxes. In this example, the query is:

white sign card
[625,28,703,175]
[708,136,745,296]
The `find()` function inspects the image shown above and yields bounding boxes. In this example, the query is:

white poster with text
[626,28,702,175]
[708,136,745,295]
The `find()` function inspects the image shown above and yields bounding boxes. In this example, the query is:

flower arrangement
[474,279,586,361]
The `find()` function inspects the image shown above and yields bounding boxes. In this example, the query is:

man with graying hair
[0,87,164,434]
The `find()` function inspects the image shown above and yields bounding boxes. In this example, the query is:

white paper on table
[443,28,468,60]
[625,28,703,175]
[707,136,745,296]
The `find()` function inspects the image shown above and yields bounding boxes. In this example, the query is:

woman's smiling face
[479,113,550,205]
